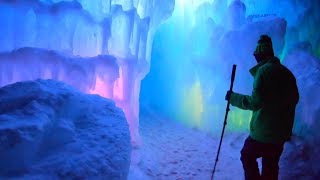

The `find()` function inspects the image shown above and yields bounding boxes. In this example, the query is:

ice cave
[0,0,319,179]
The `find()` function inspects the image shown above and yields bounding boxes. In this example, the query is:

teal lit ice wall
[140,0,320,134]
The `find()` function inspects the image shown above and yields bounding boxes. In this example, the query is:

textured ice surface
[0,47,119,96]
[0,79,131,179]
[283,44,320,141]
[0,0,174,60]
[0,0,175,145]
[0,47,143,144]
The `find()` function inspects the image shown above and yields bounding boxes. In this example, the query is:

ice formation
[283,44,320,142]
[0,79,131,179]
[0,0,175,145]
[0,47,119,96]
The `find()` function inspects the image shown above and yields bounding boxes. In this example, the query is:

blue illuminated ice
[0,0,175,145]
[0,0,320,179]
[0,79,131,179]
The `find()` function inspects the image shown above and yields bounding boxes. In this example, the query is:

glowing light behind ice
[142,0,251,134]
[181,78,204,128]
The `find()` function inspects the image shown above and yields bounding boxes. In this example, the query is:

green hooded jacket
[230,57,299,143]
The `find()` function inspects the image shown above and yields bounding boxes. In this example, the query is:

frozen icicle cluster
[0,48,119,98]
[0,0,175,144]
[0,0,174,59]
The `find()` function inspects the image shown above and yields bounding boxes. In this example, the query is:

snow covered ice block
[0,79,131,179]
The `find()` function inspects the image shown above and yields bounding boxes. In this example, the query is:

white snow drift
[0,79,131,179]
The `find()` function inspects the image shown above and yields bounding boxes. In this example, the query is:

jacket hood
[249,56,280,76]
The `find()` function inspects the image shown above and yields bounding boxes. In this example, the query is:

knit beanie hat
[254,35,274,56]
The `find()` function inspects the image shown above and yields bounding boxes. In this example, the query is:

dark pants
[241,136,284,180]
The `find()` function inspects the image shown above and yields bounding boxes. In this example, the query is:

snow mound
[0,79,131,179]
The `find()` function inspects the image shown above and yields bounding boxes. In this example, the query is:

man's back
[260,58,299,107]
[250,57,299,143]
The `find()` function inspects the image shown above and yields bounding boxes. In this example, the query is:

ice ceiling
[0,0,319,144]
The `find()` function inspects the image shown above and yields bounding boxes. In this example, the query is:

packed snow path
[128,107,245,180]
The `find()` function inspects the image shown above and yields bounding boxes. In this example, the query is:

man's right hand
[225,91,233,101]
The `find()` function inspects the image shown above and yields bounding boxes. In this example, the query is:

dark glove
[225,90,233,101]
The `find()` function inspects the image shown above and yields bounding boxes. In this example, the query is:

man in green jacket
[225,35,299,180]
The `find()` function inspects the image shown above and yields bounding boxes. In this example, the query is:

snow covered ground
[129,105,246,180]
[129,105,320,180]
